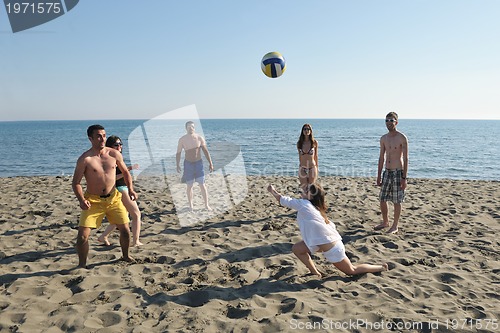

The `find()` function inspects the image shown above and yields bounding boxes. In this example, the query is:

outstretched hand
[267,184,281,202]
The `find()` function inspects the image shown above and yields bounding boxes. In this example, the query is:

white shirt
[280,196,342,250]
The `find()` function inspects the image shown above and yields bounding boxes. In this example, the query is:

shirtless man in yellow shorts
[72,124,138,268]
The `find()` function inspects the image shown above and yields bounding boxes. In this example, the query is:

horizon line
[1,117,500,122]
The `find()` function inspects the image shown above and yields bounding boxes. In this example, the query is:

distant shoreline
[1,174,498,183]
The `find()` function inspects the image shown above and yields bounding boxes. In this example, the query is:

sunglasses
[385,119,397,123]
[303,127,311,131]
[113,142,123,147]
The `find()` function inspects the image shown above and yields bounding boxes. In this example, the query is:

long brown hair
[307,183,329,224]
[296,123,317,151]
[105,135,122,149]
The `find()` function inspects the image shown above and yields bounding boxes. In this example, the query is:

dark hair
[386,112,398,120]
[87,124,105,138]
[185,121,195,129]
[297,123,317,151]
[308,183,329,224]
[105,135,122,148]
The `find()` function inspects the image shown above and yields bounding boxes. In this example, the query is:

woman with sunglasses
[98,136,143,247]
[267,183,388,278]
[297,124,319,191]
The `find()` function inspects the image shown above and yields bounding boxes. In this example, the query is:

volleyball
[261,52,286,78]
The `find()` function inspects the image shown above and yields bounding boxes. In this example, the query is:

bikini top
[299,147,315,155]
[115,167,126,187]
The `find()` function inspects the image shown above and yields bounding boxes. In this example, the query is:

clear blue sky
[1,0,499,121]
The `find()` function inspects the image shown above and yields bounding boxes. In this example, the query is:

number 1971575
[6,2,62,14]
[446,319,498,330]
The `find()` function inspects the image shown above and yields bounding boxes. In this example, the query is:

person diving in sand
[267,183,388,278]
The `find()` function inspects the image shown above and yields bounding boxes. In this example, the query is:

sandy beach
[0,175,499,332]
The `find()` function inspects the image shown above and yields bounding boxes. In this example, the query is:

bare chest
[182,136,202,151]
[385,136,403,152]
[85,156,116,175]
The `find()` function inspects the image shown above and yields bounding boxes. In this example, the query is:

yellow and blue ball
[261,52,286,78]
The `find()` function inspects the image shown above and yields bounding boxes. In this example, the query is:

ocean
[0,119,499,180]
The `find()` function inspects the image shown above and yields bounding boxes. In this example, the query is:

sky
[1,0,499,121]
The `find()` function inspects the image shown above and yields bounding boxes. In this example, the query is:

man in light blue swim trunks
[176,121,214,211]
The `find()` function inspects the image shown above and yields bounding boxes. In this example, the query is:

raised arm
[267,184,282,203]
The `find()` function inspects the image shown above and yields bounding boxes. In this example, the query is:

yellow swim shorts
[79,189,129,228]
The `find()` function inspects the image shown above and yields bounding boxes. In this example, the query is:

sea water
[0,119,499,180]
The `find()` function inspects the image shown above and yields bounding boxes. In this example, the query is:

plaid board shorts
[379,169,405,203]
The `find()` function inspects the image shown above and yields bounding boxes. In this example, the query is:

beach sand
[0,175,499,332]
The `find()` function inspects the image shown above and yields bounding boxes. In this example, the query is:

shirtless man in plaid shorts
[374,112,408,234]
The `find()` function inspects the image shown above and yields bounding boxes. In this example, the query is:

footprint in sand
[65,276,84,295]
[280,297,297,313]
[434,272,464,284]
[382,241,398,249]
[98,312,123,327]
[462,304,487,319]
[226,305,251,319]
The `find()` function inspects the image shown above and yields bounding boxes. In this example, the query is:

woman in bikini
[97,136,143,247]
[297,124,318,191]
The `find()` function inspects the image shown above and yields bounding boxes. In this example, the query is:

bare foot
[205,205,213,211]
[307,271,322,279]
[131,241,144,247]
[121,256,135,263]
[97,236,111,246]
[387,227,398,234]
[373,223,389,231]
